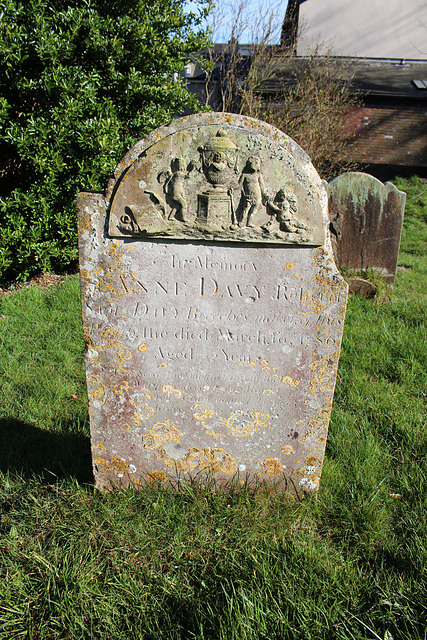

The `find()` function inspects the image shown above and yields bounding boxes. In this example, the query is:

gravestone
[327,172,406,288]
[77,113,348,495]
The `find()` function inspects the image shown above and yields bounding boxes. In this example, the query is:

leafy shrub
[0,0,209,284]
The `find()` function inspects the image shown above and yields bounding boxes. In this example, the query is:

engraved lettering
[172,255,257,271]
[252,285,261,299]
[141,327,168,339]
[120,275,129,293]
[156,281,168,294]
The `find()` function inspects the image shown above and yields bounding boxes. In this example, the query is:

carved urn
[200,130,238,188]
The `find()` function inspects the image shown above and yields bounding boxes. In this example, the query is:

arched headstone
[327,172,406,287]
[77,113,348,494]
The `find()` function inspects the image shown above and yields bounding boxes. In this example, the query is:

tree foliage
[0,0,210,283]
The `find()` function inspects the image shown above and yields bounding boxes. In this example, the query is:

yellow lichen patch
[94,456,130,476]
[130,392,155,425]
[263,458,283,476]
[258,359,270,374]
[308,352,340,394]
[221,411,269,438]
[281,376,299,388]
[129,477,143,488]
[87,374,106,406]
[142,419,181,451]
[291,467,305,478]
[91,243,144,301]
[311,246,329,269]
[113,380,130,394]
[99,328,133,376]
[122,423,131,433]
[146,439,238,476]
[313,272,342,301]
[148,470,167,484]
[298,427,316,444]
[108,241,121,258]
[138,343,148,352]
[193,406,215,421]
[82,330,93,348]
[192,448,238,475]
[203,385,210,391]
[162,384,182,399]
[92,442,106,451]
[79,268,91,288]
[286,262,295,270]
[193,406,219,437]
[305,456,321,466]
[254,472,261,479]
[307,404,331,431]
[158,362,168,368]
[262,389,274,396]
[78,209,94,236]
[193,407,269,439]
[281,445,293,455]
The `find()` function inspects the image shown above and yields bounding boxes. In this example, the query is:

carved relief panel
[108,118,325,246]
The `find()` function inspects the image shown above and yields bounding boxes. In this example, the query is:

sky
[185,0,289,44]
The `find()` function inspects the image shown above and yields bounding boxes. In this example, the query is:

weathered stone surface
[107,113,324,246]
[327,172,406,286]
[77,113,348,495]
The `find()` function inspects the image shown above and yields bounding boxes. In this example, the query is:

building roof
[257,56,427,100]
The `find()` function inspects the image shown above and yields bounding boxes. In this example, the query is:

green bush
[0,0,209,284]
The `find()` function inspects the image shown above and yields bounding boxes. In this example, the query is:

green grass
[0,176,426,639]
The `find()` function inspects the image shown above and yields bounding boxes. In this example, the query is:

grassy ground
[0,176,426,640]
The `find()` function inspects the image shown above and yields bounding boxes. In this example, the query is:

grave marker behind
[77,113,348,495]
[327,172,406,287]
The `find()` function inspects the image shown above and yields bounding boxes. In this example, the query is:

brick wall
[343,101,427,167]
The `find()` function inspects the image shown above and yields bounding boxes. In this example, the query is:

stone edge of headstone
[326,171,407,212]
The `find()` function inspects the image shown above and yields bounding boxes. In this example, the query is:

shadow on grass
[0,417,93,484]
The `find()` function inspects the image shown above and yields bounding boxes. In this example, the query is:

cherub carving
[264,188,311,239]
[146,157,189,223]
[164,156,188,222]
[237,156,266,228]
